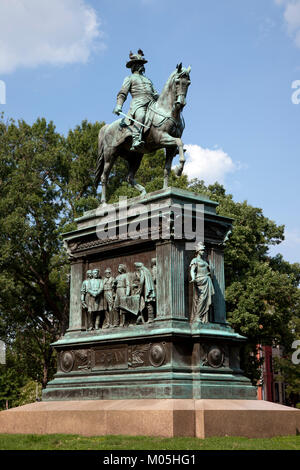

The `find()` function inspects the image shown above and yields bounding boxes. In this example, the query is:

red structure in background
[257,345,287,404]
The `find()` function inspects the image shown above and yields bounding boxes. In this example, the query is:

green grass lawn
[0,434,299,450]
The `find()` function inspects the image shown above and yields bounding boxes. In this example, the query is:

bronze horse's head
[173,63,191,110]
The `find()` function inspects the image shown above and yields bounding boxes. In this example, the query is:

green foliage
[273,313,300,405]
[0,116,104,392]
[0,347,28,409]
[273,355,300,406]
[16,380,42,407]
[64,120,104,217]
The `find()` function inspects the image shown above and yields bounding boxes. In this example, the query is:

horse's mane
[160,67,191,98]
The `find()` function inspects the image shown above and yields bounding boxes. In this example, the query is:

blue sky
[0,0,300,263]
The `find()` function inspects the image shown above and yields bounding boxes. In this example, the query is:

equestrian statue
[95,50,191,203]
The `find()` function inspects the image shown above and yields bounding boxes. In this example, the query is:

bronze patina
[95,50,191,203]
[42,52,257,402]
[190,242,215,323]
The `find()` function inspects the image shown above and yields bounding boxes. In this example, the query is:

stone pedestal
[42,188,256,401]
[1,400,299,438]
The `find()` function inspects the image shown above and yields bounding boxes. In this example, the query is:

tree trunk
[42,362,48,389]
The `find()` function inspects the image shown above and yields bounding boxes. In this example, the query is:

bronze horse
[95,63,191,203]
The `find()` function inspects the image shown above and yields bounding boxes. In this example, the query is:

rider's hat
[126,49,148,68]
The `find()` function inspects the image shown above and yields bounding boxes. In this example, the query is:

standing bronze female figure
[190,242,215,323]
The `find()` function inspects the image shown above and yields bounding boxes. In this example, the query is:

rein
[148,104,185,131]
[148,74,187,130]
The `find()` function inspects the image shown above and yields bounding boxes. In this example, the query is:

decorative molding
[129,344,150,366]
[201,344,225,368]
[75,349,91,370]
[59,342,168,372]
[149,342,166,367]
[60,350,75,373]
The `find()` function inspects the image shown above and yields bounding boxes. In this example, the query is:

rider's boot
[130,131,144,151]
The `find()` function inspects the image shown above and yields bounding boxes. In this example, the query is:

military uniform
[102,275,115,329]
[113,271,131,327]
[114,50,158,150]
[81,272,92,330]
[85,272,103,330]
[134,263,156,324]
[87,277,103,313]
[114,273,130,309]
[116,74,158,121]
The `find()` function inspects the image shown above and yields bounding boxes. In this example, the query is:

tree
[0,347,28,409]
[272,285,300,406]
[273,354,300,407]
[0,116,105,386]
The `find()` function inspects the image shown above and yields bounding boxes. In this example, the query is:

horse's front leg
[101,153,117,204]
[160,134,185,177]
[174,137,185,176]
[164,147,177,188]
[127,153,146,196]
[101,179,107,204]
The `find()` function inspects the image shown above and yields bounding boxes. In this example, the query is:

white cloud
[275,0,300,48]
[183,144,238,185]
[0,0,103,74]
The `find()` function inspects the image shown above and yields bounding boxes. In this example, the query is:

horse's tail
[95,125,107,188]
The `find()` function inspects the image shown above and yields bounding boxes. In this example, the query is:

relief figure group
[81,259,156,331]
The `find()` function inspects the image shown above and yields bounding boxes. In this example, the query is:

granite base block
[0,399,299,438]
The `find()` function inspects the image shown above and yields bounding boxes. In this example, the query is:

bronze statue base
[43,188,256,402]
[42,321,256,401]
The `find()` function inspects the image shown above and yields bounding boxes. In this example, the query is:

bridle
[148,73,189,130]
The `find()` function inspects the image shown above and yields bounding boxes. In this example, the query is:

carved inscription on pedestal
[59,341,168,373]
[92,346,128,370]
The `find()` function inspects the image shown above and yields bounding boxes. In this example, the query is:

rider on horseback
[113,49,159,151]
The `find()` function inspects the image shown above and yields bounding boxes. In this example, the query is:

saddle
[116,101,184,146]
[118,101,162,133]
